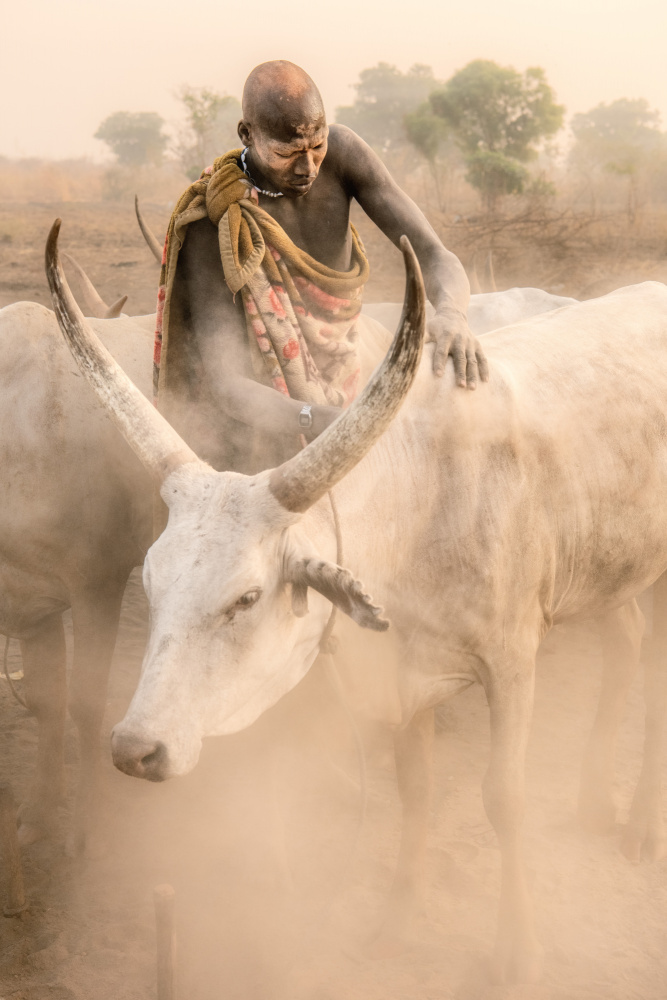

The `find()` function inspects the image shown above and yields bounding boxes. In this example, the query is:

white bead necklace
[240,147,284,198]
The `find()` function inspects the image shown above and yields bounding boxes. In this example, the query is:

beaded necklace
[240,147,284,199]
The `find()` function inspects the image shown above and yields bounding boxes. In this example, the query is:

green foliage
[176,87,242,180]
[403,102,458,210]
[94,111,168,167]
[464,150,529,203]
[430,60,564,210]
[404,103,450,164]
[571,98,663,176]
[571,99,664,221]
[524,174,557,201]
[431,61,564,161]
[336,63,441,155]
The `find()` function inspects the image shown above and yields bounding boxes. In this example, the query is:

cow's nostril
[140,741,168,782]
[111,731,170,782]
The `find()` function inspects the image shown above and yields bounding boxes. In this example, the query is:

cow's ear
[288,557,389,632]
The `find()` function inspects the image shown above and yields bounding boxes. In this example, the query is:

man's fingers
[477,346,490,382]
[433,337,453,377]
[431,325,487,387]
[452,343,467,387]
[465,352,478,390]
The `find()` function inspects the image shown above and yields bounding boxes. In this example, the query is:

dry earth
[1,577,665,1000]
[0,201,409,315]
[0,200,666,1000]
[2,200,667,313]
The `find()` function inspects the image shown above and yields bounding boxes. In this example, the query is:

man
[155,60,487,470]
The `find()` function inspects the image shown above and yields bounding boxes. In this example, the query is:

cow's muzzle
[111,729,170,782]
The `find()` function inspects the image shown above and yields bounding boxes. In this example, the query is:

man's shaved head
[242,61,325,140]
[239,61,329,198]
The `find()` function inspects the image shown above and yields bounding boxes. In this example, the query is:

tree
[336,63,441,156]
[175,87,242,180]
[465,150,529,205]
[430,60,564,211]
[571,98,664,222]
[403,103,454,209]
[94,111,168,167]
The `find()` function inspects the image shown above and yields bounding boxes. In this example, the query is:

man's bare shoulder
[326,124,385,184]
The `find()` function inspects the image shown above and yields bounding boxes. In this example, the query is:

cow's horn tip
[398,234,418,266]
[46,219,62,264]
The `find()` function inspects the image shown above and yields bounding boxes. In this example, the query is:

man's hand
[427,306,489,390]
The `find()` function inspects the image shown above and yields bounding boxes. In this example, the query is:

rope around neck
[240,147,284,199]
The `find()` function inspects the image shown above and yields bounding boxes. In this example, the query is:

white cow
[0,303,153,852]
[0,238,578,855]
[364,286,578,338]
[46,219,667,982]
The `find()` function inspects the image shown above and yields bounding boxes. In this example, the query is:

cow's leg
[368,708,434,954]
[482,656,543,984]
[578,599,644,833]
[66,584,125,858]
[17,613,67,845]
[622,573,667,862]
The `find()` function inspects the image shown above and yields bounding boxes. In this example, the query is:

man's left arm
[334,126,488,389]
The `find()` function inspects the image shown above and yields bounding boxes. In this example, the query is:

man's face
[241,120,329,198]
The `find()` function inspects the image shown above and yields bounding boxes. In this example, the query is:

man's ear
[286,555,389,632]
[238,120,251,146]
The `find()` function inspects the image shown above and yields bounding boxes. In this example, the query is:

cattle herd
[0,205,666,995]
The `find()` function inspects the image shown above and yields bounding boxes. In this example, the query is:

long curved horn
[61,252,128,319]
[46,220,198,482]
[135,195,164,264]
[269,236,425,513]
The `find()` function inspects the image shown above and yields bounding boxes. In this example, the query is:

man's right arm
[179,218,339,441]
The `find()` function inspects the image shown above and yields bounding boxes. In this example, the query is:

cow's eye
[235,588,262,610]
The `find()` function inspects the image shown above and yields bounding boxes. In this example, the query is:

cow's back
[341,283,667,631]
[0,303,153,628]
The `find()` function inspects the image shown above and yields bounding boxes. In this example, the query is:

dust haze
[1,8,667,1000]
[2,0,667,160]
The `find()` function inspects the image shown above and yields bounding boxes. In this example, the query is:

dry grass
[0,158,189,208]
[435,206,667,298]
[0,157,666,315]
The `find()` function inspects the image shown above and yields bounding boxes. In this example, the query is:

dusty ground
[2,199,667,316]
[0,201,409,315]
[0,200,666,999]
[1,577,665,1000]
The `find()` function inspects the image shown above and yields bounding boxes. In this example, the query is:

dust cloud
[0,213,666,1000]
[1,571,665,999]
[1,45,667,1000]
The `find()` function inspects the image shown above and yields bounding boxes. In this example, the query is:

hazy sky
[1,0,665,160]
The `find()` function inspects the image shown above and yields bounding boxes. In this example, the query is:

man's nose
[111,727,170,782]
[294,152,316,176]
